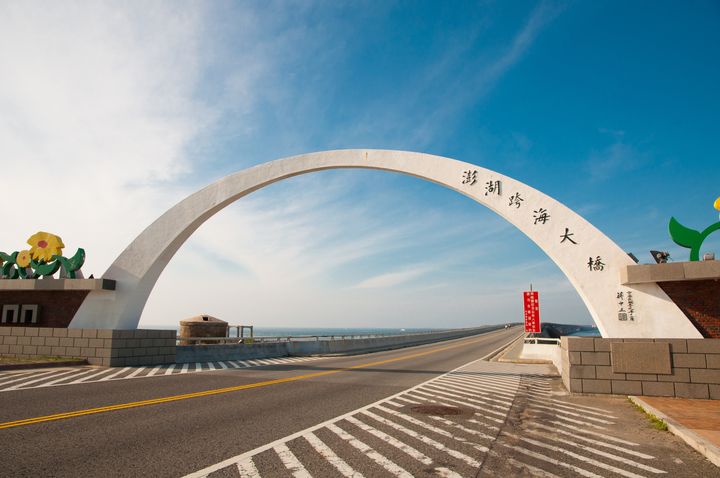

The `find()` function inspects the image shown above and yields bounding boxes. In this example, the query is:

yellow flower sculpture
[27,231,65,263]
[715,196,720,212]
[16,250,32,268]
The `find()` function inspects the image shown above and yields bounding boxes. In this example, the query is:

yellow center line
[0,333,505,430]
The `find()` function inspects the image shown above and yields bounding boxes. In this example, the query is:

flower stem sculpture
[669,197,720,261]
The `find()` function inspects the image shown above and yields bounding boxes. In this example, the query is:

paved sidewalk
[630,395,720,468]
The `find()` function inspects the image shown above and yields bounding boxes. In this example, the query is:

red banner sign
[523,291,540,333]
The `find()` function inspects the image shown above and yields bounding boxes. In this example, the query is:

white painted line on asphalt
[549,420,639,446]
[126,367,146,379]
[524,428,665,474]
[303,431,364,478]
[526,397,617,419]
[207,362,216,371]
[0,370,38,384]
[4,369,79,390]
[553,400,617,414]
[345,415,433,465]
[193,363,203,372]
[404,392,505,424]
[549,413,608,430]
[236,458,261,477]
[327,423,413,478]
[433,378,515,403]
[504,432,647,478]
[70,368,114,383]
[38,369,96,386]
[502,443,602,478]
[147,365,164,377]
[467,418,501,432]
[443,376,519,395]
[218,362,228,369]
[529,402,614,424]
[164,364,177,375]
[424,414,496,442]
[363,409,483,467]
[394,396,422,405]
[528,423,653,458]
[421,384,511,410]
[244,360,264,366]
[182,351,507,478]
[0,369,59,388]
[99,367,133,382]
[226,361,241,369]
[410,390,508,418]
[274,443,312,478]
[181,363,190,374]
[501,454,562,478]
[433,467,463,478]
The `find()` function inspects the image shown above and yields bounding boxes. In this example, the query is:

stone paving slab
[630,395,720,468]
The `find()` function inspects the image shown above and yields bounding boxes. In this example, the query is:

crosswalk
[184,360,668,478]
[0,355,323,392]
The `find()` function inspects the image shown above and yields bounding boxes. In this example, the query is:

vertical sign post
[523,289,541,333]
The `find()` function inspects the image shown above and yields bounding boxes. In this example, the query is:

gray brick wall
[0,327,175,366]
[561,337,720,399]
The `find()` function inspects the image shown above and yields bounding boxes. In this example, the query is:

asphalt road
[0,326,522,477]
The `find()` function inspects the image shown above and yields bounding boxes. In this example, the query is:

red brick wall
[0,291,90,328]
[659,280,720,338]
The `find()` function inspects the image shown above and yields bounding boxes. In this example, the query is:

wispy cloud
[353,266,430,289]
[586,138,647,181]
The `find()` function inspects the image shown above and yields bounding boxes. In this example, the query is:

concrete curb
[482,331,525,361]
[0,359,88,370]
[629,396,720,468]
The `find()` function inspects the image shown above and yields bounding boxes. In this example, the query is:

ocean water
[233,327,442,338]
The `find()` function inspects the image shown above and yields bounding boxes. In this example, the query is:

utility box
[179,315,228,345]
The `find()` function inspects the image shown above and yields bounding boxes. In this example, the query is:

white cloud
[353,267,430,289]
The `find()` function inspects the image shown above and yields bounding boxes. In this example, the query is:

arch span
[70,150,700,338]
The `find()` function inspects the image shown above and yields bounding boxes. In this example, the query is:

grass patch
[628,398,669,431]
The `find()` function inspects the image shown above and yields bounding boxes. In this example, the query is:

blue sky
[1,1,718,329]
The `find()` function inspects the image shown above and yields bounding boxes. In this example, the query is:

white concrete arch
[70,150,700,338]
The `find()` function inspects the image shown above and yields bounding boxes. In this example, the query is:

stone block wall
[0,328,176,366]
[561,337,720,399]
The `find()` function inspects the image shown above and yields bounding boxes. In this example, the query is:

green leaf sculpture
[56,248,85,279]
[669,216,720,261]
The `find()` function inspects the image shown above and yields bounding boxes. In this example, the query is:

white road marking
[181,363,190,373]
[147,365,164,377]
[502,443,603,478]
[421,384,511,410]
[304,431,364,478]
[164,364,177,375]
[4,369,78,390]
[218,361,228,369]
[126,367,146,379]
[363,409,484,466]
[327,423,413,478]
[528,423,653,459]
[236,458,261,477]
[527,397,617,419]
[274,443,312,478]
[70,368,114,383]
[528,402,614,424]
[524,427,666,473]
[0,369,59,387]
[503,432,648,478]
[345,415,433,465]
[549,420,639,446]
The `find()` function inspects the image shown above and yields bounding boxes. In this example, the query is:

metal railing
[523,337,561,345]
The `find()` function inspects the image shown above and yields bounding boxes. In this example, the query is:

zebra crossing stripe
[528,402,614,424]
[501,443,603,478]
[327,423,413,478]
[303,431,363,478]
[503,432,648,478]
[345,415,433,465]
[164,364,177,375]
[71,368,114,383]
[126,367,146,379]
[434,378,515,403]
[180,363,190,373]
[0,369,58,387]
[527,423,653,459]
[146,365,163,377]
[4,369,78,390]
[523,428,665,474]
[363,409,484,466]
[548,420,641,447]
[527,397,616,419]
[408,390,507,420]
[421,384,511,410]
[274,443,312,478]
[99,367,132,382]
[236,458,261,478]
